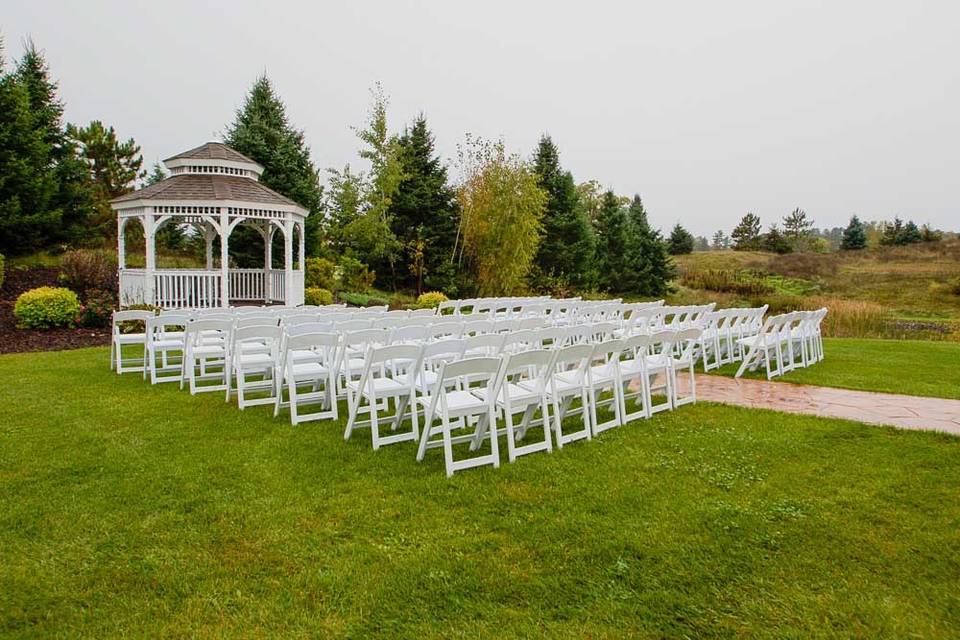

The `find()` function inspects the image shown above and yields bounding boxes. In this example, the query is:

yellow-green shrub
[416,291,448,309]
[304,287,334,306]
[305,257,336,291]
[14,287,80,329]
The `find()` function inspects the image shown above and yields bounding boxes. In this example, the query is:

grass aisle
[712,337,960,400]
[1,347,959,638]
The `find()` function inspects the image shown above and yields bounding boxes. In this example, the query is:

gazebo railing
[120,268,290,308]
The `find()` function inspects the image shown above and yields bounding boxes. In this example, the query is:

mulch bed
[0,265,111,354]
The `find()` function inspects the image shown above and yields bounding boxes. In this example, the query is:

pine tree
[731,213,762,251]
[594,190,629,292]
[390,115,459,293]
[840,215,867,250]
[667,223,695,255]
[763,224,792,254]
[225,75,323,265]
[530,135,595,292]
[783,207,814,251]
[711,229,729,250]
[623,195,673,296]
[694,236,710,251]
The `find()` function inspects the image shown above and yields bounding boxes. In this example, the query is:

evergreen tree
[731,213,762,250]
[594,190,629,292]
[225,75,323,265]
[763,224,792,254]
[390,115,459,293]
[530,135,595,292]
[783,207,814,251]
[0,41,62,254]
[880,217,923,246]
[711,229,730,250]
[623,195,673,296]
[323,163,363,255]
[144,163,185,251]
[667,223,695,255]
[840,215,867,250]
[694,236,710,251]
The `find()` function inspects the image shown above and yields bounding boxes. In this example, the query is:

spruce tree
[594,190,629,293]
[531,135,595,291]
[840,215,867,250]
[667,223,695,255]
[390,115,459,293]
[624,195,673,297]
[731,212,762,251]
[0,42,61,254]
[225,75,323,265]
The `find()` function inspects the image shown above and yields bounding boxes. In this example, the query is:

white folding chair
[670,328,701,407]
[110,310,153,374]
[618,333,653,423]
[335,329,389,398]
[463,333,505,358]
[585,339,626,436]
[181,319,233,394]
[275,332,339,425]
[645,330,677,414]
[144,313,189,384]
[344,343,422,449]
[544,344,593,446]
[228,324,283,409]
[483,349,555,462]
[416,357,503,477]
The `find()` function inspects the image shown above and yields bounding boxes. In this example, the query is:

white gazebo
[112,142,309,308]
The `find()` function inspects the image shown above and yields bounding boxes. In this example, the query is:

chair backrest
[281,314,319,327]
[185,318,233,346]
[503,329,538,353]
[409,308,437,317]
[463,332,505,356]
[648,330,676,356]
[429,321,463,341]
[236,315,278,329]
[233,324,283,357]
[436,356,502,387]
[534,327,565,349]
[112,310,154,335]
[674,327,702,360]
[461,319,493,336]
[551,343,594,385]
[285,322,334,336]
[335,318,374,332]
[497,348,555,395]
[390,324,429,344]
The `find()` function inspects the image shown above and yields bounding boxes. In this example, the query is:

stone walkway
[691,375,960,436]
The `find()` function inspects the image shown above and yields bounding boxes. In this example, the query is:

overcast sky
[6,1,959,236]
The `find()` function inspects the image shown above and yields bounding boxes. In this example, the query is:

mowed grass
[2,348,960,638]
[712,337,960,399]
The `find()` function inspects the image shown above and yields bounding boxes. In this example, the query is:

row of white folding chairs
[735,309,827,379]
[698,306,768,371]
[333,327,703,476]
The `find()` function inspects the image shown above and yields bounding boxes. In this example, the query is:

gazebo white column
[219,207,230,307]
[264,223,276,303]
[283,217,294,306]
[117,218,126,269]
[144,209,156,305]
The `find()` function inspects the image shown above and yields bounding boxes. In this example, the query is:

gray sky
[6,0,959,236]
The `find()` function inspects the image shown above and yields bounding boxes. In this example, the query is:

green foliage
[622,195,675,297]
[763,224,793,254]
[731,213,762,251]
[323,164,363,254]
[305,257,336,291]
[667,223,695,255]
[680,268,775,296]
[303,287,334,306]
[949,277,960,297]
[337,256,376,292]
[880,217,924,246]
[390,116,459,293]
[146,163,186,251]
[455,137,546,296]
[921,224,942,243]
[225,75,324,264]
[530,135,595,291]
[594,191,629,292]
[338,291,388,307]
[76,288,116,328]
[58,249,117,297]
[711,230,730,250]
[416,291,448,309]
[840,215,868,250]
[782,207,814,251]
[13,286,80,328]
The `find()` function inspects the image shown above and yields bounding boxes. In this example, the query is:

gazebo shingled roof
[111,174,298,206]
[163,141,261,166]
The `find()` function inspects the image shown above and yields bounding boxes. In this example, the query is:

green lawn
[712,337,960,399]
[2,347,959,638]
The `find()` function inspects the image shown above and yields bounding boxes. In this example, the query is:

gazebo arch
[111,142,309,308]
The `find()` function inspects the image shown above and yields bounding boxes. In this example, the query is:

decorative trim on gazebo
[111,142,309,309]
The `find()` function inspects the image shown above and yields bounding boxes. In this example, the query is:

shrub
[304,287,334,306]
[59,249,117,297]
[681,268,774,296]
[416,291,448,309]
[337,256,376,292]
[305,257,336,291]
[0,253,5,290]
[338,291,388,307]
[76,289,116,328]
[14,287,81,329]
[950,277,960,297]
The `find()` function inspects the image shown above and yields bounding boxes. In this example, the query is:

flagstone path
[691,375,960,436]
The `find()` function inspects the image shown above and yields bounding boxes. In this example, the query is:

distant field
[672,240,960,340]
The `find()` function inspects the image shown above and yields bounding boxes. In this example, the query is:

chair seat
[192,345,225,357]
[645,354,671,371]
[588,364,618,383]
[289,362,329,378]
[347,376,408,396]
[396,370,438,390]
[151,338,184,350]
[237,353,275,368]
[474,382,542,407]
[419,390,487,414]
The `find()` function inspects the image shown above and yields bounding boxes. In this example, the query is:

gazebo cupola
[111,142,309,308]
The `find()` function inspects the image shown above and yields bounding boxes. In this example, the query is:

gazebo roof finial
[162,142,264,180]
